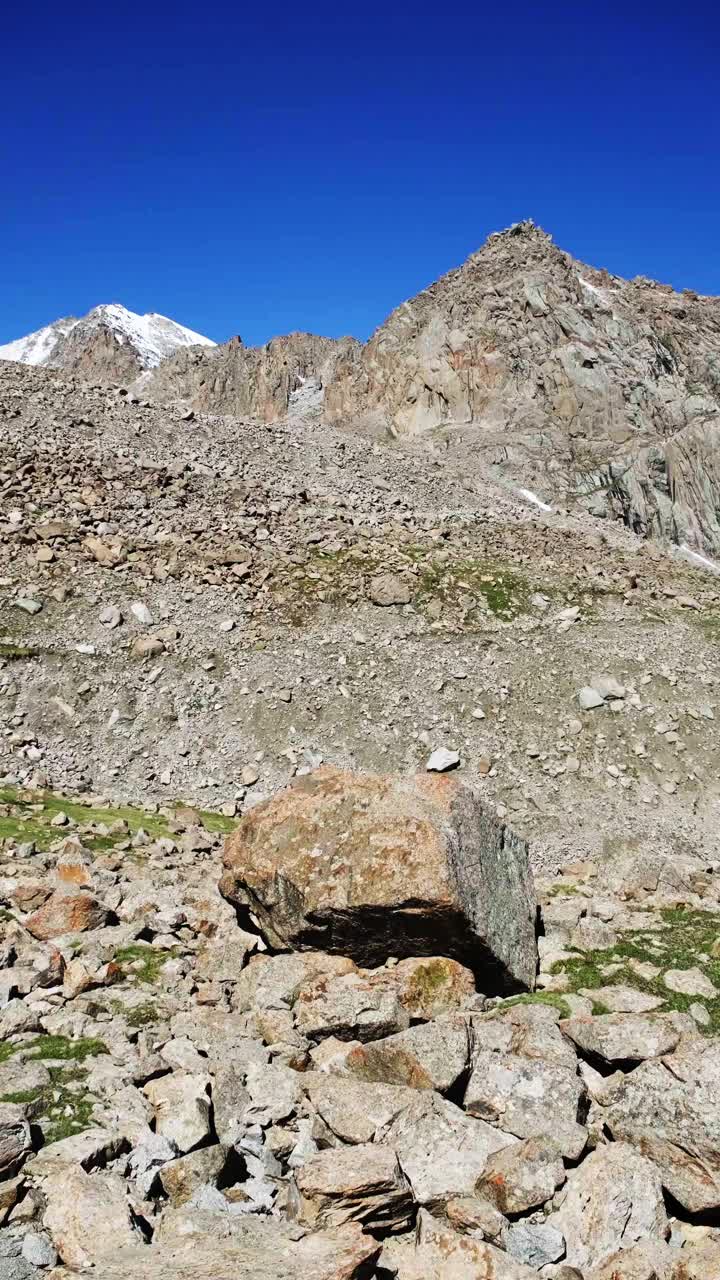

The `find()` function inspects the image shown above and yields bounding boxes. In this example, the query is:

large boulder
[220,767,537,993]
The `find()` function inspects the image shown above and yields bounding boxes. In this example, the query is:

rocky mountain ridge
[0,305,215,384]
[141,221,720,557]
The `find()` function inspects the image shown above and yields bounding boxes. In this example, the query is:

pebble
[426,747,461,772]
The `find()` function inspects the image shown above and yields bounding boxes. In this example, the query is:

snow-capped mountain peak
[0,303,215,375]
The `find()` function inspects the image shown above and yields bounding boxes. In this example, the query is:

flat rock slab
[560,1013,681,1064]
[86,1220,379,1280]
[221,766,537,993]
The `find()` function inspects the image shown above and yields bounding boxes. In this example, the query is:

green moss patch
[552,907,720,1032]
[499,991,573,1019]
[0,785,235,851]
[0,1034,108,1066]
[0,1066,97,1144]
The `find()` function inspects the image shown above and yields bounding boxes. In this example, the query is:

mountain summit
[0,303,215,381]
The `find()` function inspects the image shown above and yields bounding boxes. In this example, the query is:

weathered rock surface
[551,1142,668,1271]
[221,766,537,991]
[291,1143,413,1232]
[605,1044,720,1212]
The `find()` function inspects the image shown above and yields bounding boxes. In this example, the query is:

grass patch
[414,556,536,621]
[113,943,175,986]
[0,642,39,660]
[0,1035,108,1066]
[0,785,235,851]
[499,991,573,1019]
[552,907,720,1032]
[123,1001,160,1028]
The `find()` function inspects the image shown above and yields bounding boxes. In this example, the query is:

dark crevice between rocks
[663,1187,720,1228]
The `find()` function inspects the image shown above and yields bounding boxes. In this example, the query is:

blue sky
[2,0,719,347]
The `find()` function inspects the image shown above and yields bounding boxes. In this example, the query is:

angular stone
[368,573,411,606]
[393,956,476,1020]
[504,1221,566,1268]
[445,1194,506,1239]
[605,1044,720,1212]
[478,1136,565,1213]
[664,967,717,997]
[336,1014,471,1092]
[378,1091,517,1208]
[382,1211,538,1279]
[43,1166,141,1270]
[0,1103,31,1177]
[294,967,410,1042]
[292,1144,414,1233]
[464,1050,587,1159]
[158,1145,231,1206]
[143,1073,211,1154]
[560,1013,681,1064]
[304,1074,418,1145]
[28,1127,125,1177]
[24,890,109,940]
[584,1239,685,1279]
[220,767,537,992]
[551,1142,668,1272]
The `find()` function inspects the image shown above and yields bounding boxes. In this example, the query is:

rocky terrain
[143,221,720,558]
[0,305,215,384]
[2,225,720,1277]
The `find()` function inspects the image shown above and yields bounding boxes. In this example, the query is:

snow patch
[0,304,215,371]
[0,317,79,366]
[517,487,553,513]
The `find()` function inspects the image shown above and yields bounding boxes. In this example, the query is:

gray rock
[304,1074,418,1145]
[560,1012,681,1064]
[663,966,717,997]
[143,1074,211,1154]
[0,1104,31,1178]
[332,1014,472,1092]
[21,1231,58,1268]
[551,1142,668,1272]
[504,1221,565,1268]
[377,1090,517,1208]
[368,573,411,606]
[478,1136,565,1212]
[605,1043,720,1212]
[464,1050,587,1159]
[292,1144,414,1233]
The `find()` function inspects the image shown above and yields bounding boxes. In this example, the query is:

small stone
[664,967,716,997]
[130,601,153,625]
[368,573,411,607]
[99,606,122,628]
[21,1232,57,1268]
[577,687,604,710]
[241,766,260,786]
[277,688,293,703]
[426,747,460,772]
[16,598,43,615]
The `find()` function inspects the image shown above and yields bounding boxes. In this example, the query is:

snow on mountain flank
[0,317,80,366]
[0,304,215,371]
[85,304,216,368]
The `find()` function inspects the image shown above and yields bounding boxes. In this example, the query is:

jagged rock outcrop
[140,331,361,421]
[323,220,720,554]
[220,765,537,992]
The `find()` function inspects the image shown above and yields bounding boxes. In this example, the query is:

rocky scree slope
[1,770,720,1277]
[0,305,215,385]
[3,359,720,884]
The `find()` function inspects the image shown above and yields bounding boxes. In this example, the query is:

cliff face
[322,222,720,553]
[141,331,362,421]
